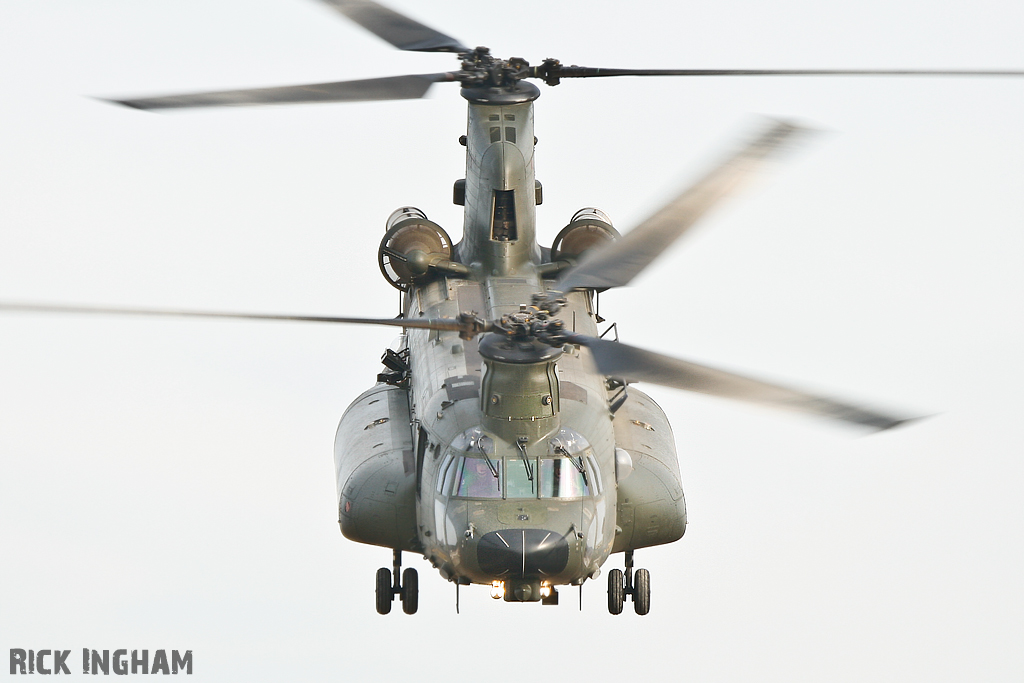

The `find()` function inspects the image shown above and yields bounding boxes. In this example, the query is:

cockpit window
[586,454,603,495]
[439,455,461,495]
[451,428,494,455]
[436,453,455,494]
[455,457,502,498]
[506,457,536,498]
[540,427,595,497]
[448,428,501,498]
[549,427,591,455]
[539,458,589,498]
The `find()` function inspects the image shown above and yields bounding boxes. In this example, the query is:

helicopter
[4,0,1022,618]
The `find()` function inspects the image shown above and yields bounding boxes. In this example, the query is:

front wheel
[375,567,392,615]
[608,568,624,615]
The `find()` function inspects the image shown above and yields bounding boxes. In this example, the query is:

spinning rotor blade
[566,333,913,431]
[317,0,470,53]
[553,120,810,293]
[546,66,1024,80]
[0,301,487,335]
[108,73,455,111]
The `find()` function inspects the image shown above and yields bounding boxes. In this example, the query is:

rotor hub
[457,47,531,88]
[453,48,543,103]
[488,309,569,349]
[478,330,562,364]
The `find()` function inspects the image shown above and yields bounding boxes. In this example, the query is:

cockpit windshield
[506,456,536,498]
[539,458,588,498]
[443,426,599,499]
[441,427,501,498]
[454,457,502,498]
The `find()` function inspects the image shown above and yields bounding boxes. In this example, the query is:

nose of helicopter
[476,528,571,578]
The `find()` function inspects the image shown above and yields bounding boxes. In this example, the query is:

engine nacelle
[334,383,418,551]
[550,208,620,262]
[377,207,455,290]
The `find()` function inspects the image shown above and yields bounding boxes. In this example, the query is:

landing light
[490,580,505,599]
[540,582,552,598]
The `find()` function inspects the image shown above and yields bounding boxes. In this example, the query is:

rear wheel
[633,568,651,616]
[401,568,419,615]
[608,568,624,614]
[375,567,392,615]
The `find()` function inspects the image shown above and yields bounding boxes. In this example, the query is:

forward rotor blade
[553,120,810,293]
[106,73,454,111]
[0,301,482,334]
[317,0,469,53]
[552,67,1024,80]
[566,333,913,431]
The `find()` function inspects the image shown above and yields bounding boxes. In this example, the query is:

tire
[375,567,392,615]
[633,568,651,616]
[401,568,419,615]
[608,568,624,615]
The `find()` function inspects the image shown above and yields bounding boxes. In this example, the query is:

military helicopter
[4,0,1022,617]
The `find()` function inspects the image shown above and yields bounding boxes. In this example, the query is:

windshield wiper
[516,437,535,492]
[475,439,500,489]
[555,444,588,488]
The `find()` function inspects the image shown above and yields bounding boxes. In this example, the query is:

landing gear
[607,568,624,614]
[606,550,651,616]
[375,550,418,615]
[401,567,419,614]
[375,567,392,614]
[633,568,650,616]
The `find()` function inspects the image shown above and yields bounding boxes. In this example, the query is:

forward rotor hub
[478,311,565,364]
[494,309,567,346]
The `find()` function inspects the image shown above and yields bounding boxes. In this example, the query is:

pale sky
[1,1,1023,681]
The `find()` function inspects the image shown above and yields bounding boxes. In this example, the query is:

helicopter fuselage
[333,85,687,602]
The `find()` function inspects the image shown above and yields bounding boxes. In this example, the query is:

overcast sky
[2,0,1023,681]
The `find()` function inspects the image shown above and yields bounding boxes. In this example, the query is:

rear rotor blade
[550,66,1024,80]
[566,333,914,431]
[317,0,469,53]
[553,119,810,292]
[0,301,485,335]
[106,73,454,111]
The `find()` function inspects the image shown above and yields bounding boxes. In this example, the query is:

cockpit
[436,426,602,500]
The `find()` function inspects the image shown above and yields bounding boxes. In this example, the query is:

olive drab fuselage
[334,84,686,597]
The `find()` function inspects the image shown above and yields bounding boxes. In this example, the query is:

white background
[1,0,1022,680]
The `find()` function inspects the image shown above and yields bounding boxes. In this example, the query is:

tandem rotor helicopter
[4,0,1023,616]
